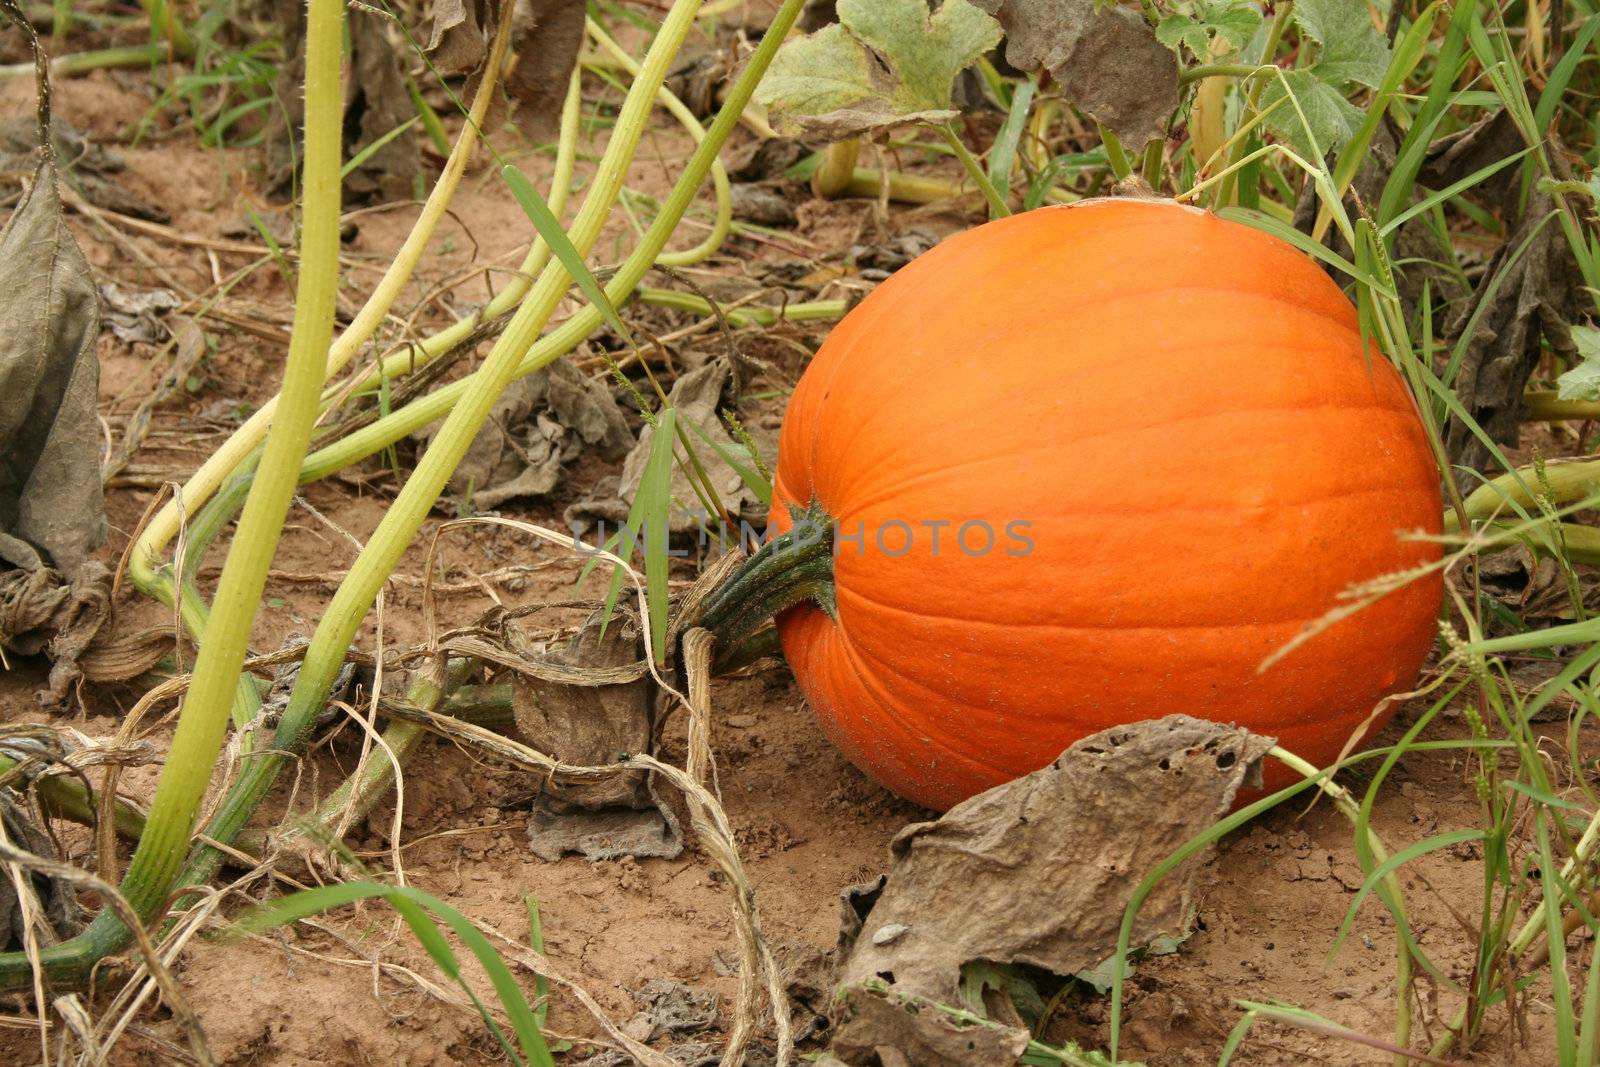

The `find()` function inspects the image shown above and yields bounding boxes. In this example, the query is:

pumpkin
[702,198,1443,811]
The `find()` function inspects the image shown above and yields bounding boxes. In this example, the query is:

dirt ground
[0,52,1579,1067]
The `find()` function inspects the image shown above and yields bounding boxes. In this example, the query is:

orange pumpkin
[704,198,1443,811]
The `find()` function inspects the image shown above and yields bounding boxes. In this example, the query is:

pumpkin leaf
[754,0,1002,139]
[1290,0,1391,89]
[1154,0,1261,59]
[1258,0,1392,159]
[1555,325,1600,402]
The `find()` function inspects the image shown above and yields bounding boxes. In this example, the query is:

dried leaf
[1431,116,1589,469]
[0,157,104,579]
[0,560,111,703]
[730,183,798,226]
[347,10,421,202]
[512,608,654,811]
[0,118,167,222]
[971,0,1177,148]
[504,0,587,140]
[512,607,683,862]
[426,0,585,141]
[424,0,489,74]
[0,792,82,950]
[755,0,1002,139]
[828,716,1274,1065]
[99,282,180,345]
[438,357,630,510]
[567,357,774,536]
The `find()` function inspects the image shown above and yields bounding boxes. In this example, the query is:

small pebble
[872,923,911,946]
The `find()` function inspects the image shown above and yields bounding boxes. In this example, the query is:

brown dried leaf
[505,0,587,140]
[426,0,584,140]
[971,0,1178,147]
[0,118,168,222]
[439,357,631,510]
[567,357,774,535]
[425,0,489,74]
[0,157,104,578]
[1428,115,1589,470]
[347,11,421,201]
[511,607,683,862]
[828,716,1274,1065]
[0,792,82,950]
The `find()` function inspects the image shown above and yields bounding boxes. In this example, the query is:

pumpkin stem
[699,500,835,660]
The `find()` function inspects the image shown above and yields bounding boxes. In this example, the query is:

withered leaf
[510,607,683,862]
[347,10,421,201]
[828,716,1274,1065]
[505,0,587,141]
[971,0,1178,148]
[426,0,585,141]
[1428,114,1589,470]
[0,117,168,222]
[438,357,630,510]
[567,357,774,536]
[0,158,104,578]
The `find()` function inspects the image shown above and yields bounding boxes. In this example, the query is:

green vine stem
[1524,391,1600,422]
[294,1,805,484]
[1215,0,1294,207]
[0,754,147,842]
[126,13,523,601]
[634,289,846,326]
[1446,456,1600,530]
[812,139,861,197]
[159,0,708,909]
[0,0,346,992]
[585,16,731,267]
[938,124,1010,216]
[698,501,835,666]
[274,657,475,851]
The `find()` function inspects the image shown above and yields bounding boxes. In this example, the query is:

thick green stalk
[0,0,344,992]
[112,0,341,921]
[586,16,730,267]
[1524,392,1600,422]
[813,139,861,197]
[296,0,807,483]
[0,754,146,841]
[127,20,524,595]
[1449,457,1600,529]
[167,0,736,923]
[699,502,835,667]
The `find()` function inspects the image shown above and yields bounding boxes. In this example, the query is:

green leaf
[1156,1,1260,58]
[1156,15,1210,58]
[1556,325,1600,401]
[755,0,1002,138]
[500,164,634,348]
[1293,0,1390,88]
[1258,68,1365,158]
